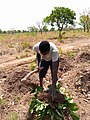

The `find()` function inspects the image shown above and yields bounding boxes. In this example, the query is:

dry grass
[0,30,90,57]
[63,29,90,39]
[0,30,90,46]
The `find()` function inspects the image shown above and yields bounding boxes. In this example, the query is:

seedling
[30,61,36,71]
[21,41,30,49]
[58,47,63,56]
[14,96,20,102]
[8,43,15,48]
[28,83,80,120]
[0,97,5,105]
[8,112,19,120]
[66,51,76,58]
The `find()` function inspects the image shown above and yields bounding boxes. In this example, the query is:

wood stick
[21,69,38,81]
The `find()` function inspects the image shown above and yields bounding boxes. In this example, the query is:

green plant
[28,83,80,120]
[0,97,5,105]
[43,7,76,38]
[21,41,30,49]
[66,51,76,58]
[8,43,15,48]
[19,53,29,58]
[58,47,63,55]
[14,96,20,102]
[30,61,36,71]
[8,112,19,120]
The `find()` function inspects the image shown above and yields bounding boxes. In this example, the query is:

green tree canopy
[79,9,90,32]
[43,7,76,38]
[0,29,2,33]
[27,26,38,32]
[42,25,48,32]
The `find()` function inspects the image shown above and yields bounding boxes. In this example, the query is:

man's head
[39,41,50,55]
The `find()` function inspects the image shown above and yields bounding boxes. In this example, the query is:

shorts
[39,58,59,78]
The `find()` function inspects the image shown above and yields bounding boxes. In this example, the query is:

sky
[0,0,90,31]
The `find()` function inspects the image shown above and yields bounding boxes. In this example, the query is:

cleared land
[0,31,90,120]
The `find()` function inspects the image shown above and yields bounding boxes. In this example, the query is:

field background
[0,30,90,120]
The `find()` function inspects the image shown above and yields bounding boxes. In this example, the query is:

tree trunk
[86,22,89,32]
[58,30,62,38]
[40,29,42,34]
[83,23,86,32]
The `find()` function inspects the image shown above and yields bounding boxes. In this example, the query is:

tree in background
[79,9,90,32]
[36,21,43,34]
[36,21,49,34]
[42,25,48,32]
[27,26,38,33]
[0,29,2,33]
[43,7,76,38]
[50,27,55,32]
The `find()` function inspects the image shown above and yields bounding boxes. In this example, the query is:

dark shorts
[39,59,59,78]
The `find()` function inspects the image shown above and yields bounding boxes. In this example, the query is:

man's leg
[39,59,49,88]
[39,77,43,87]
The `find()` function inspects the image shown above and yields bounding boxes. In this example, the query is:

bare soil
[0,38,90,120]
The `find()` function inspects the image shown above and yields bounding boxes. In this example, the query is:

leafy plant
[21,41,30,49]
[58,47,63,56]
[8,43,15,48]
[14,96,20,102]
[8,112,19,120]
[28,83,80,120]
[19,53,29,58]
[66,51,76,58]
[0,97,5,105]
[30,61,36,71]
[43,7,76,38]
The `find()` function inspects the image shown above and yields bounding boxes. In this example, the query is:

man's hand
[49,86,57,100]
[36,66,43,72]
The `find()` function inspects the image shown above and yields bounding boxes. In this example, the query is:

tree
[43,7,76,38]
[0,29,2,33]
[27,26,38,32]
[36,21,43,34]
[50,27,55,32]
[42,25,48,32]
[79,9,90,32]
[17,30,21,33]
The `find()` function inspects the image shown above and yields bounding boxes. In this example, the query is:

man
[33,40,59,93]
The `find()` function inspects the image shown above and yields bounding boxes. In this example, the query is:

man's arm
[49,60,59,99]
[51,60,59,88]
[36,53,41,66]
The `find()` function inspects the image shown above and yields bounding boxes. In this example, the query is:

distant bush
[21,41,30,49]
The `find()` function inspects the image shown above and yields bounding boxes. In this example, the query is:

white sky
[0,0,90,31]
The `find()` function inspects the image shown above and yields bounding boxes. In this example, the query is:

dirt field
[0,35,90,120]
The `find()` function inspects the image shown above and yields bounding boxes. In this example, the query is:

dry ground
[0,35,90,120]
